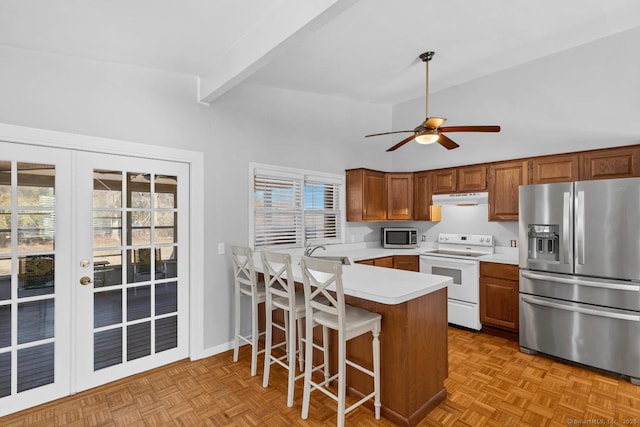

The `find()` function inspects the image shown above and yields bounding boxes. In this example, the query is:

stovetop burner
[421,233,494,260]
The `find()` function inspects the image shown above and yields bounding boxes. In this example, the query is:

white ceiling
[1,0,640,105]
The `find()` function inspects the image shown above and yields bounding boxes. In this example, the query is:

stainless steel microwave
[382,227,418,248]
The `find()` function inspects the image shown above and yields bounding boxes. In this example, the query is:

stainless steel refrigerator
[519,177,640,383]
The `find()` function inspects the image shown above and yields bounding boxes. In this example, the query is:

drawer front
[480,262,519,280]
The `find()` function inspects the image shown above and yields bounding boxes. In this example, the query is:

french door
[0,142,189,416]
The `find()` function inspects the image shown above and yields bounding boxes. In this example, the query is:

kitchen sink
[309,255,351,265]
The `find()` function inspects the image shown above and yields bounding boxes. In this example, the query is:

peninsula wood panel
[386,173,413,220]
[373,256,394,268]
[580,146,640,180]
[457,165,487,191]
[488,160,529,221]
[344,287,448,426]
[530,153,580,184]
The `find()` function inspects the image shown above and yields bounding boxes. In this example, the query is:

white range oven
[420,233,494,330]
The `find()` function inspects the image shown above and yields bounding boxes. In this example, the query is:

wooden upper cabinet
[386,173,413,220]
[530,153,580,184]
[457,165,487,192]
[488,160,529,222]
[580,146,640,180]
[413,171,432,221]
[431,169,457,194]
[346,168,386,222]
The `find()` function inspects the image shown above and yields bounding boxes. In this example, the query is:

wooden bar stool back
[230,245,266,376]
[299,256,381,427]
[260,250,306,407]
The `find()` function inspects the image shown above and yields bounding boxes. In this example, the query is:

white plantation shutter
[304,177,341,244]
[251,165,343,249]
[254,171,303,248]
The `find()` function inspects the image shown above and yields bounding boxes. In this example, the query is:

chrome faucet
[304,242,326,257]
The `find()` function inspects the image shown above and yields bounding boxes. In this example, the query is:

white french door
[0,141,190,416]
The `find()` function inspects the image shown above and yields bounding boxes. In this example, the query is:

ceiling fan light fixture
[415,132,439,145]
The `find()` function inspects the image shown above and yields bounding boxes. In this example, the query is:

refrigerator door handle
[562,192,571,264]
[522,294,640,322]
[576,190,585,265]
[521,270,640,292]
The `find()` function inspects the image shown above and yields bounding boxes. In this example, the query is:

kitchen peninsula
[253,253,451,426]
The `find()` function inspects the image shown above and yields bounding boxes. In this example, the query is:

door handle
[522,294,640,322]
[562,192,570,264]
[576,190,585,265]
[79,276,92,285]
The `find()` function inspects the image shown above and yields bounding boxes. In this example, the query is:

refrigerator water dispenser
[527,224,559,262]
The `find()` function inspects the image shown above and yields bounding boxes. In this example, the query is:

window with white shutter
[251,164,344,249]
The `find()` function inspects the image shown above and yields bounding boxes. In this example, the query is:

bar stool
[230,245,266,376]
[261,250,307,407]
[299,256,381,427]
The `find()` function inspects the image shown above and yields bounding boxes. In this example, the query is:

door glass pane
[127,286,150,321]
[17,343,54,392]
[17,163,54,207]
[94,328,122,370]
[159,247,177,279]
[155,175,177,209]
[128,173,150,209]
[93,250,122,288]
[17,211,55,252]
[0,306,10,348]
[0,258,10,300]
[0,161,10,205]
[127,322,150,361]
[156,316,177,353]
[93,211,122,248]
[94,290,122,328]
[156,282,177,315]
[128,211,150,245]
[0,211,9,254]
[93,170,122,209]
[0,352,10,398]
[18,300,54,344]
[155,212,176,244]
[18,255,55,297]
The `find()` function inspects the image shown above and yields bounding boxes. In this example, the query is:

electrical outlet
[510,240,517,248]
[421,235,427,242]
[218,243,225,254]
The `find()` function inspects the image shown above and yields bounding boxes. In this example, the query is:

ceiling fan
[365,51,501,151]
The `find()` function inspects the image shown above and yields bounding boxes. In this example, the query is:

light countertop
[253,251,451,306]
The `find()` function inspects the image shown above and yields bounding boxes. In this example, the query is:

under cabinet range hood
[431,192,488,206]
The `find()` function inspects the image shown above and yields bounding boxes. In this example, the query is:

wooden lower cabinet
[479,262,519,341]
[393,255,419,272]
[355,255,417,271]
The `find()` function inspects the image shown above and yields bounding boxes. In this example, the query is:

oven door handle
[521,294,640,322]
[521,270,640,292]
[420,256,478,266]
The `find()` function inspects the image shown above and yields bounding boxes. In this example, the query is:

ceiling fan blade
[423,117,446,129]
[365,130,414,138]
[386,134,417,152]
[437,134,460,150]
[439,125,501,133]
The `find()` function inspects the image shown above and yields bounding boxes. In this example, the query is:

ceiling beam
[197,0,359,105]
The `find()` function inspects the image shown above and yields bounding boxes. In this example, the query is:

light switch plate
[218,243,225,254]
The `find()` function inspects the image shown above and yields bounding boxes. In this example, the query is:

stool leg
[372,328,381,419]
[301,316,314,420]
[286,308,296,407]
[262,301,273,388]
[233,288,240,362]
[322,326,330,383]
[250,295,259,376]
[337,334,346,427]
[297,317,304,372]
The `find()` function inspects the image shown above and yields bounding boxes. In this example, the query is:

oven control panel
[438,233,493,247]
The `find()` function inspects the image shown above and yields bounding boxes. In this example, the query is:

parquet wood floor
[3,327,640,426]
